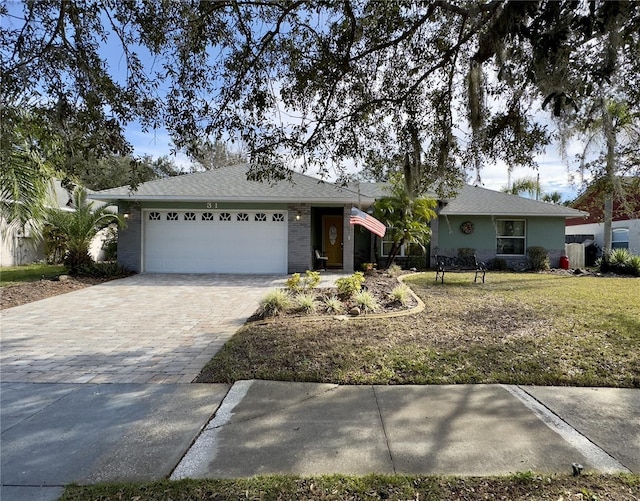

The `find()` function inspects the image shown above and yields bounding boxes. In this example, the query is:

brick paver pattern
[0,274,285,384]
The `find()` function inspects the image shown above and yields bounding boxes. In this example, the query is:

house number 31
[206,202,218,209]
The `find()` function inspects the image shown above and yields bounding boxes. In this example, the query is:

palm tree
[575,98,640,253]
[501,176,541,199]
[541,191,563,204]
[373,173,437,269]
[0,107,57,235]
[45,187,124,273]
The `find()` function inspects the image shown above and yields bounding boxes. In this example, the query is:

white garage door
[143,210,288,274]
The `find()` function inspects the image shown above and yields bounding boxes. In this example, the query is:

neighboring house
[0,180,73,267]
[90,165,587,274]
[430,185,588,269]
[1,181,112,266]
[565,179,640,255]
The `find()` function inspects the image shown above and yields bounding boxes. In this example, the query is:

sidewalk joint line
[503,385,631,473]
[372,385,396,474]
[168,382,236,480]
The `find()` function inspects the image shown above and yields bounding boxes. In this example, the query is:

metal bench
[434,254,487,284]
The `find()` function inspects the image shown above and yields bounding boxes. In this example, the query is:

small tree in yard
[373,174,437,269]
[45,187,124,274]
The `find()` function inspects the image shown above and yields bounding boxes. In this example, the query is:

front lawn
[196,273,640,387]
[0,263,66,286]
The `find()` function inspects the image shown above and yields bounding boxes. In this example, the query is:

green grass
[60,473,640,501]
[0,263,67,286]
[197,273,640,387]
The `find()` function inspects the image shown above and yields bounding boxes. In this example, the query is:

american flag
[349,207,386,238]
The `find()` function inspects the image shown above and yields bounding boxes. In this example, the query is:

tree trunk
[601,97,616,254]
[384,241,403,269]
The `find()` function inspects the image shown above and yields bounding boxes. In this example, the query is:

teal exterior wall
[435,215,567,268]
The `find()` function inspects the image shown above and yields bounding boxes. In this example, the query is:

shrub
[335,272,365,297]
[323,296,345,314]
[302,270,321,290]
[361,262,376,275]
[101,226,118,261]
[260,289,291,317]
[487,258,508,271]
[527,246,549,271]
[294,292,320,314]
[75,261,132,278]
[387,263,402,277]
[353,290,379,313]
[286,273,301,291]
[457,248,475,258]
[286,270,321,292]
[389,284,410,306]
[609,248,631,267]
[599,249,640,276]
[627,255,640,277]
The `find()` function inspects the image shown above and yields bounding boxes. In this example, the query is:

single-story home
[90,164,588,274]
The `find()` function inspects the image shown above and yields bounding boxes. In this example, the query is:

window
[219,212,231,221]
[255,213,267,222]
[612,228,629,249]
[202,212,214,221]
[272,213,285,222]
[380,233,425,257]
[184,212,196,221]
[496,219,525,255]
[237,212,249,222]
[166,212,179,221]
[148,212,161,220]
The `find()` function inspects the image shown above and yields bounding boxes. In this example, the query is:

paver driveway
[0,274,283,384]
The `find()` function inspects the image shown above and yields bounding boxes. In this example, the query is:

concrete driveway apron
[0,273,281,384]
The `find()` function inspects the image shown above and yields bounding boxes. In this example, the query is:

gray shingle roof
[90,164,373,204]
[441,185,588,217]
[90,165,587,218]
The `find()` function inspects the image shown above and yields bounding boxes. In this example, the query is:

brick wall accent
[287,204,312,273]
[117,204,142,273]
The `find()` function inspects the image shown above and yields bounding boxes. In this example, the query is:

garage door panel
[143,210,287,274]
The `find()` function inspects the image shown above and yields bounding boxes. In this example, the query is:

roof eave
[440,210,589,217]
[88,194,374,205]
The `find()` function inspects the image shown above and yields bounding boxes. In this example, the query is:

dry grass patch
[61,473,640,501]
[196,273,640,387]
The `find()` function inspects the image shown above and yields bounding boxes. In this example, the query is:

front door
[322,215,343,268]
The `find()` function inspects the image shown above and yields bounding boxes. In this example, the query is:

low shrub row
[599,248,640,276]
[259,270,410,318]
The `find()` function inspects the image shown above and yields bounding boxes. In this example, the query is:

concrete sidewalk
[1,381,638,501]
[173,381,639,479]
[1,382,229,501]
